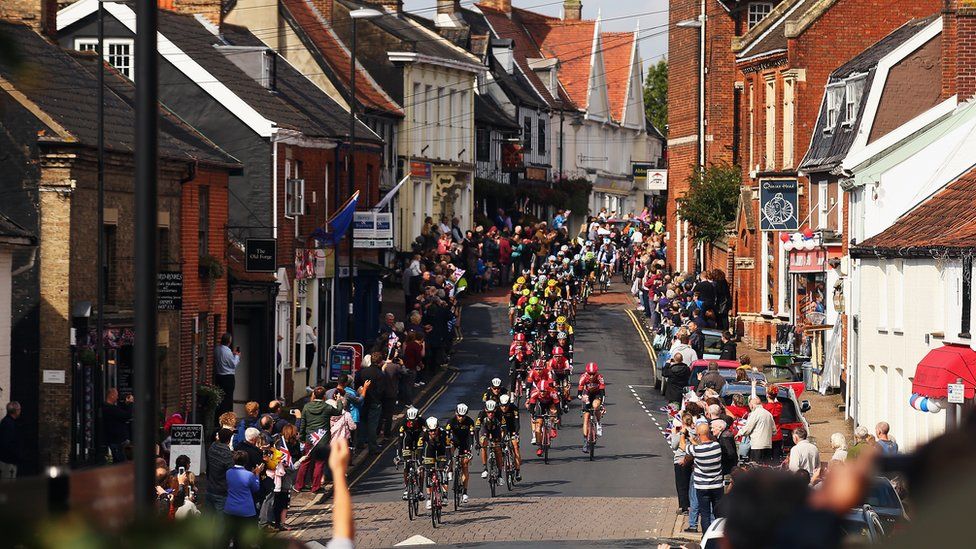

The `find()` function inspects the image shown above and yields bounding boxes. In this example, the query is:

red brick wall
[956,4,976,101]
[177,167,230,415]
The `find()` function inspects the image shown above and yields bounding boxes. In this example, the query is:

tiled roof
[799,16,940,172]
[0,21,238,166]
[475,92,519,130]
[476,4,575,109]
[218,24,381,141]
[601,31,634,122]
[279,0,402,116]
[0,212,35,244]
[522,17,595,110]
[735,0,810,60]
[857,168,976,252]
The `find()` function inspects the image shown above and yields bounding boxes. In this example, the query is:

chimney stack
[564,0,582,21]
[309,0,334,22]
[376,0,404,15]
[480,0,512,14]
[0,0,58,37]
[944,0,976,102]
[161,0,223,25]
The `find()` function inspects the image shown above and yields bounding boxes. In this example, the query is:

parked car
[654,327,724,393]
[864,477,908,533]
[718,383,811,452]
[688,359,766,388]
[841,505,886,544]
[700,517,725,549]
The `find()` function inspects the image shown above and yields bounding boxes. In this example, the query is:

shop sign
[168,424,204,474]
[353,211,376,239]
[501,143,524,172]
[789,249,827,273]
[354,238,394,249]
[410,161,432,180]
[760,179,799,231]
[156,271,183,311]
[375,212,392,239]
[646,170,667,191]
[525,166,547,181]
[948,383,965,404]
[245,239,276,272]
[734,257,756,270]
[295,248,316,279]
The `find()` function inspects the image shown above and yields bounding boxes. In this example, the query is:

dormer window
[825,84,843,131]
[748,2,773,29]
[844,76,866,125]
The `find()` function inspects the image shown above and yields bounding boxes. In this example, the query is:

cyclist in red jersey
[578,362,606,448]
[547,346,572,404]
[527,379,560,456]
[525,359,553,392]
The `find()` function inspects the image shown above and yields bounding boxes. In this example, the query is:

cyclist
[578,362,607,451]
[445,403,476,504]
[544,278,562,308]
[548,346,572,406]
[509,278,526,327]
[398,406,424,500]
[597,238,617,279]
[498,394,522,481]
[527,379,560,456]
[508,333,533,394]
[477,400,506,484]
[482,377,509,402]
[554,331,573,362]
[418,416,449,510]
[524,296,544,322]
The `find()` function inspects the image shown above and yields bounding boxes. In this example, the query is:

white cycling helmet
[560,245,569,253]
[585,240,593,247]
[485,400,497,412]
[499,394,511,405]
[425,416,438,430]
[406,406,419,420]
[456,403,468,415]
[491,377,502,388]
[548,255,557,262]
[573,254,581,261]
[562,258,570,265]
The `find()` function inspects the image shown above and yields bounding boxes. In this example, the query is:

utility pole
[133,0,159,513]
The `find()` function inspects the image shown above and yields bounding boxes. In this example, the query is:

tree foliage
[643,60,668,136]
[676,164,740,244]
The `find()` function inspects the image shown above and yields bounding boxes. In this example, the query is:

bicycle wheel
[431,487,438,528]
[504,451,514,491]
[488,456,497,498]
[407,481,415,521]
[453,464,462,510]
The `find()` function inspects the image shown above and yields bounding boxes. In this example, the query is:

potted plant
[198,254,224,280]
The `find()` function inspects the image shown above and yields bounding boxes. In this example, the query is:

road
[288,284,679,548]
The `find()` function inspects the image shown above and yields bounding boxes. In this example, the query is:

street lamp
[346,6,382,342]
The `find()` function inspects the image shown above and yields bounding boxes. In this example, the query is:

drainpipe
[272,135,279,239]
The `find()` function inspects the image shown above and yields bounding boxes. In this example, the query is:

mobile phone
[178,466,186,476]
[290,409,299,416]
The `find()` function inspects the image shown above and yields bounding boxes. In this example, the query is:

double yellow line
[625,309,658,377]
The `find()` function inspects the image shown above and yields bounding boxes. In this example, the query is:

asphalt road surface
[289,283,679,548]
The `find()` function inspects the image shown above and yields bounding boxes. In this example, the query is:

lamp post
[346,6,382,341]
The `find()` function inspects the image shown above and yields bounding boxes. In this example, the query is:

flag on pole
[310,190,360,247]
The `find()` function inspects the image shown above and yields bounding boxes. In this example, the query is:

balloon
[802,227,815,239]
[784,242,794,251]
[780,233,790,243]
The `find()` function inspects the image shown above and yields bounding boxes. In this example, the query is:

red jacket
[499,237,512,264]
[762,401,783,441]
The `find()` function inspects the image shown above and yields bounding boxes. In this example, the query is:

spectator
[697,361,727,394]
[237,427,264,471]
[379,359,400,439]
[763,386,785,459]
[233,401,262,447]
[875,421,898,455]
[687,321,705,359]
[206,427,234,511]
[711,419,738,476]
[266,401,290,435]
[170,454,198,518]
[295,310,317,370]
[402,254,423,316]
[401,331,424,404]
[102,388,133,464]
[224,450,263,546]
[327,374,364,447]
[325,438,355,549]
[664,352,692,405]
[217,412,238,448]
[295,386,343,492]
[355,353,384,455]
[739,395,775,463]
[270,423,302,530]
[670,333,699,367]
[214,333,240,415]
[788,427,820,476]
[829,432,848,462]
[681,422,724,533]
[726,393,749,419]
[669,411,695,517]
[719,331,737,360]
[258,415,275,446]
[847,425,873,461]
[0,401,22,480]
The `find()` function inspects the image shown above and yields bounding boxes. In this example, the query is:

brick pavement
[287,496,678,547]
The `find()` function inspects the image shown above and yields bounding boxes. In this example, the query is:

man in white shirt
[669,332,699,366]
[788,426,820,477]
[739,395,775,463]
[295,309,317,370]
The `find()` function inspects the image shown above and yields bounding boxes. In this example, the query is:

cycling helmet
[553,346,564,356]
[406,406,419,420]
[547,279,557,287]
[491,377,502,388]
[557,331,568,340]
[538,274,547,283]
[456,403,468,416]
[499,394,511,405]
[548,322,558,332]
[529,297,540,305]
[603,238,611,244]
[585,362,599,375]
[517,276,526,284]
[485,400,497,412]
[548,255,557,262]
[556,316,567,324]
[521,289,531,296]
[560,245,569,253]
[573,254,581,261]
[425,416,438,430]
[514,333,526,342]
[585,240,593,247]
[562,258,570,265]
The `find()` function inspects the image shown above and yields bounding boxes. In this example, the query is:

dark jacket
[688,329,705,359]
[664,362,692,403]
[422,304,451,346]
[697,371,727,393]
[233,416,261,447]
[298,399,342,440]
[102,402,132,444]
[236,440,263,470]
[719,340,737,361]
[206,441,233,496]
[355,365,384,407]
[0,415,21,464]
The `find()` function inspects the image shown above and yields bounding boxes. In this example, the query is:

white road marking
[395,535,437,546]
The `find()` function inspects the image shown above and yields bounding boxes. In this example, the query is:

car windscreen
[703,333,724,356]
[865,480,901,509]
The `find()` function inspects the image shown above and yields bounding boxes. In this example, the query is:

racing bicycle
[424,460,446,527]
[538,413,558,464]
[502,435,517,491]
[397,455,422,521]
[485,440,503,498]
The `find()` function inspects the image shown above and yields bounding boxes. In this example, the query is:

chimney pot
[564,0,582,21]
[161,0,224,25]
[481,0,512,14]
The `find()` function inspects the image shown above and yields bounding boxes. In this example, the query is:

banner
[759,179,799,231]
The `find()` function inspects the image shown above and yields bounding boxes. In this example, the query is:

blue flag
[311,190,360,247]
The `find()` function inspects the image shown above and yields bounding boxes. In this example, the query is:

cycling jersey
[509,342,533,362]
[526,365,553,391]
[499,406,520,435]
[445,415,476,453]
[418,429,449,463]
[528,387,560,408]
[547,356,570,374]
[477,411,505,441]
[598,246,617,264]
[524,304,544,320]
[578,373,606,397]
[482,387,509,402]
[398,419,424,457]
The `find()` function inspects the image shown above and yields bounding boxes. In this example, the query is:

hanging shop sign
[788,249,828,273]
[501,143,524,172]
[734,257,756,270]
[410,161,432,180]
[245,239,277,272]
[353,212,393,248]
[633,163,666,191]
[759,179,799,231]
[353,212,376,239]
[156,271,183,311]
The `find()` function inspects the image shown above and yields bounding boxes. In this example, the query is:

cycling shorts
[531,402,556,418]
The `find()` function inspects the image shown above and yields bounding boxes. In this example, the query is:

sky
[402,0,669,74]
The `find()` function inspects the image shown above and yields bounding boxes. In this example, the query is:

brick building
[0,17,238,470]
[729,0,940,351]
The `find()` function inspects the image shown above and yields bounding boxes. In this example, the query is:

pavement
[283,282,683,548]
